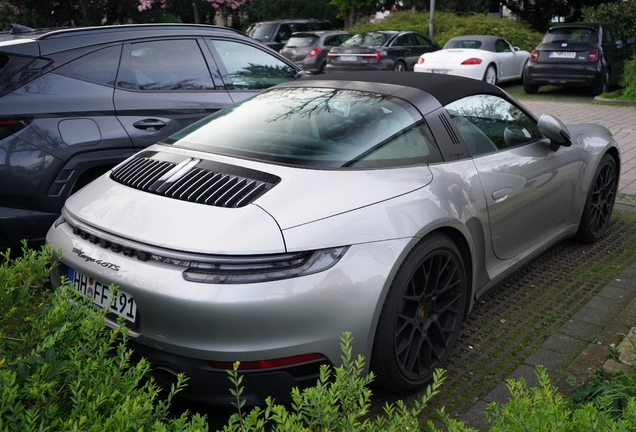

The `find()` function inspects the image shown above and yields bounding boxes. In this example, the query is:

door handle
[133,119,167,132]
[492,187,513,202]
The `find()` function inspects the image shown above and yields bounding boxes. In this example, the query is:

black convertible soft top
[299,71,509,107]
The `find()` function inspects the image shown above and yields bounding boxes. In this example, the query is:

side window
[412,34,432,47]
[394,34,414,47]
[118,39,214,91]
[208,39,297,90]
[324,36,341,47]
[445,94,539,157]
[495,39,511,52]
[277,24,293,41]
[603,27,615,45]
[55,45,122,86]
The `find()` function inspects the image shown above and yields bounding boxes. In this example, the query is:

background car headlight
[182,246,349,284]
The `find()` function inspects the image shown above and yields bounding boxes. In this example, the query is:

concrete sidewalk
[461,100,636,430]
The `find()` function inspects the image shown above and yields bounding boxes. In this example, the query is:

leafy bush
[0,244,207,431]
[351,11,544,52]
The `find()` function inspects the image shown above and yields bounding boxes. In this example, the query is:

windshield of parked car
[543,28,598,44]
[444,39,482,49]
[343,32,390,47]
[166,87,442,168]
[246,23,277,40]
[286,35,319,47]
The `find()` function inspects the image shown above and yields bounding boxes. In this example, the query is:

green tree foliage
[504,0,623,33]
[583,0,636,39]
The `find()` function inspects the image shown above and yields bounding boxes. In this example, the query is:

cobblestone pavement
[521,101,636,195]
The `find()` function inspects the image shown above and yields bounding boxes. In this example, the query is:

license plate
[69,268,138,322]
[549,51,576,59]
[339,56,357,62]
[430,69,450,74]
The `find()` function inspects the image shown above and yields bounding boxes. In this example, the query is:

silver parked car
[47,72,619,405]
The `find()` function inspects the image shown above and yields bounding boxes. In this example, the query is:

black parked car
[325,30,439,73]
[0,23,302,249]
[280,30,352,74]
[524,23,634,95]
[246,19,332,52]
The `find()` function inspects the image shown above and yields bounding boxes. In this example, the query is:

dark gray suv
[0,23,301,249]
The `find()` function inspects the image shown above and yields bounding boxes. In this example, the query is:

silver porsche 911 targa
[47,72,619,405]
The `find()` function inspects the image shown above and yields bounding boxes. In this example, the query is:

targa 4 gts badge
[72,248,120,271]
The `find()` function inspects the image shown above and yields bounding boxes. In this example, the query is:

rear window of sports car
[165,87,443,169]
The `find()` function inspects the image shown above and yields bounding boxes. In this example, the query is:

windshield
[166,87,442,169]
[246,23,277,40]
[343,32,390,47]
[543,28,598,44]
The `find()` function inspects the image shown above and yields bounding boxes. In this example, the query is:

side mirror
[295,70,314,79]
[513,46,520,52]
[537,114,571,151]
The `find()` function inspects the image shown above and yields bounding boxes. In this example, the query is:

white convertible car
[414,35,530,85]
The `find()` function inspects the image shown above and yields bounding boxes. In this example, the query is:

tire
[523,83,539,94]
[592,71,609,96]
[371,232,467,392]
[576,154,618,243]
[483,64,497,85]
[393,61,406,72]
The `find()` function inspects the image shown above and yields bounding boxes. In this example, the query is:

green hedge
[350,11,544,53]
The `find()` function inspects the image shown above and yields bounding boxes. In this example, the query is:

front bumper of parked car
[524,62,603,87]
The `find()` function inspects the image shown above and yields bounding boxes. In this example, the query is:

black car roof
[444,35,505,52]
[295,71,508,106]
[0,24,247,55]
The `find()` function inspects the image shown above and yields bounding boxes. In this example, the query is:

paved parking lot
[522,101,636,195]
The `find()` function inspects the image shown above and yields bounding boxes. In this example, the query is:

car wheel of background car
[393,61,407,72]
[371,232,467,392]
[523,83,539,94]
[576,154,618,243]
[592,71,610,96]
[483,64,497,85]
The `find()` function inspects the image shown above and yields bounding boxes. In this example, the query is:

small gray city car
[47,72,620,405]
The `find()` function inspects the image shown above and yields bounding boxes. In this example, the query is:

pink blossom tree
[138,0,246,25]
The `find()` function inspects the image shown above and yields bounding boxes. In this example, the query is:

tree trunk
[192,0,201,24]
[346,0,356,29]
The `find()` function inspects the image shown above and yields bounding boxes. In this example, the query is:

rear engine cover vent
[110,151,280,208]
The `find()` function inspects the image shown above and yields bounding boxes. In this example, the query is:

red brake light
[417,57,425,65]
[279,49,283,54]
[588,50,599,62]
[206,353,326,370]
[0,117,32,141]
[530,50,539,62]
[308,47,321,57]
[460,58,483,65]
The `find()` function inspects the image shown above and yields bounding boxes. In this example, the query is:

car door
[445,94,582,260]
[494,39,517,79]
[205,38,298,103]
[114,37,232,150]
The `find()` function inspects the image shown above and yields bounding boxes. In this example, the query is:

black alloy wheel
[576,154,617,243]
[371,233,467,392]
